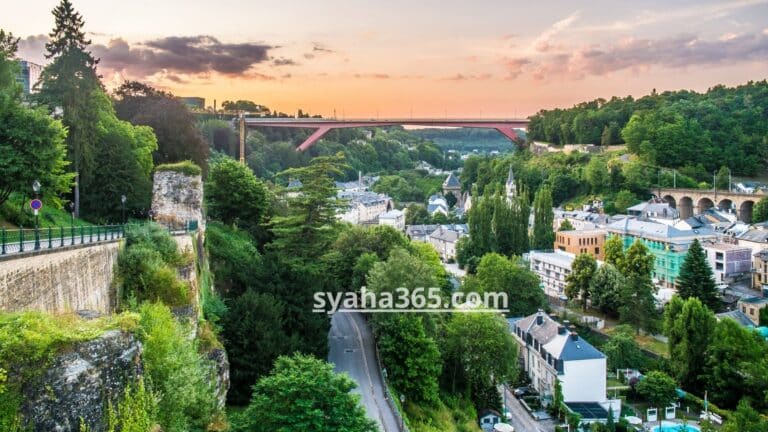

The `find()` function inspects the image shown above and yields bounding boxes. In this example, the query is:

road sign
[30,199,43,211]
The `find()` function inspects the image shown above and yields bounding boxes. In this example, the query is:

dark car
[513,387,530,398]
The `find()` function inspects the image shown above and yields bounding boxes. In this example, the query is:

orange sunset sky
[4,0,768,118]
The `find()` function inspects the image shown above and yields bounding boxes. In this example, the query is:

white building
[337,191,392,225]
[529,250,576,299]
[406,224,440,242]
[427,194,449,217]
[511,311,607,404]
[702,242,753,283]
[378,209,405,231]
[429,226,463,261]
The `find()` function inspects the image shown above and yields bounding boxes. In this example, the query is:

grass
[155,160,202,176]
[403,395,482,432]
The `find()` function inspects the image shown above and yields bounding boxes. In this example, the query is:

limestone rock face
[151,170,204,230]
[21,330,143,432]
[207,348,230,410]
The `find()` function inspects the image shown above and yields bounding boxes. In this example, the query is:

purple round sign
[30,199,43,211]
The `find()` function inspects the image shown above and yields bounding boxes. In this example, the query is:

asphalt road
[328,311,401,432]
[501,385,552,432]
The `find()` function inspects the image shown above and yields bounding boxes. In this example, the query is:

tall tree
[636,371,677,412]
[532,185,555,250]
[676,239,720,311]
[463,253,546,317]
[721,399,768,432]
[114,81,209,170]
[664,296,715,391]
[37,0,102,216]
[752,196,768,223]
[566,253,597,311]
[604,235,625,268]
[205,156,269,236]
[589,264,625,316]
[236,354,377,432]
[603,325,644,370]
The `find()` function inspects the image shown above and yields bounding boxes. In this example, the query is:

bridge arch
[679,197,694,219]
[662,195,677,209]
[718,199,734,211]
[698,197,714,214]
[739,200,755,223]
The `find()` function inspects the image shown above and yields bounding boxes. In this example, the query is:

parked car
[513,387,531,398]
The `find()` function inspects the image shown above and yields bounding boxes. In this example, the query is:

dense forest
[410,128,524,153]
[527,81,768,175]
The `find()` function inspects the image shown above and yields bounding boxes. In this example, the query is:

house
[554,229,606,261]
[754,249,768,292]
[529,250,576,300]
[606,218,716,288]
[716,309,756,328]
[427,194,449,217]
[337,191,392,225]
[736,228,768,256]
[510,311,609,408]
[442,173,462,205]
[627,199,680,221]
[478,409,502,432]
[378,209,405,231]
[738,296,768,326]
[553,210,611,231]
[406,224,440,242]
[701,242,752,283]
[429,226,463,261]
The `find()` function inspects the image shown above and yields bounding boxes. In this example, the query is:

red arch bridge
[237,117,529,156]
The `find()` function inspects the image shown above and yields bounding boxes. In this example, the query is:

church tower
[505,165,517,200]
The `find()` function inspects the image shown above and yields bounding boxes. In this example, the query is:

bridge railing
[0,220,199,256]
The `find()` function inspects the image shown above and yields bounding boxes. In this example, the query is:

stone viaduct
[657,187,767,222]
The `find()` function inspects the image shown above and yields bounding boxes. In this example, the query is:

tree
[558,219,575,231]
[444,312,518,410]
[753,196,768,223]
[715,166,730,190]
[604,235,625,268]
[585,157,609,193]
[589,264,625,316]
[114,81,209,170]
[636,371,677,411]
[532,185,555,249]
[36,0,102,217]
[405,203,430,225]
[618,274,657,334]
[721,399,768,432]
[206,156,269,233]
[566,253,597,311]
[603,325,644,370]
[235,354,377,432]
[613,190,638,214]
[445,191,457,208]
[664,296,715,391]
[676,239,720,311]
[463,253,546,317]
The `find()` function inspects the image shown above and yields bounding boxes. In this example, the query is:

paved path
[500,385,552,432]
[328,311,401,432]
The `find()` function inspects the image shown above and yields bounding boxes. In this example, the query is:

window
[595,247,600,255]
[751,308,756,315]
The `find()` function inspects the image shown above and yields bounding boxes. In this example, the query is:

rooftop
[716,310,755,328]
[379,209,404,219]
[443,173,461,188]
[607,218,715,241]
[740,296,768,305]
[529,250,576,268]
[702,241,751,251]
[738,229,768,243]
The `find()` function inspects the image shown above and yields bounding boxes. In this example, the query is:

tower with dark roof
[442,173,462,206]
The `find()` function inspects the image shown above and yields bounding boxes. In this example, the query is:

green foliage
[589,264,625,316]
[135,302,219,432]
[155,160,202,176]
[532,185,555,250]
[664,296,715,392]
[233,354,378,432]
[198,119,238,157]
[372,172,444,203]
[558,219,575,231]
[753,196,768,223]
[463,189,530,268]
[206,156,269,232]
[604,235,625,268]
[205,222,262,296]
[565,253,597,310]
[443,313,518,410]
[676,239,720,311]
[462,253,546,317]
[613,190,638,214]
[721,399,768,432]
[603,325,645,370]
[636,370,677,409]
[105,377,158,432]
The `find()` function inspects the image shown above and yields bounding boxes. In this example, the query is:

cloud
[90,35,272,78]
[528,31,768,81]
[503,58,531,80]
[272,57,297,66]
[354,73,390,79]
[312,42,335,53]
[444,73,493,81]
[16,34,48,64]
[533,12,579,52]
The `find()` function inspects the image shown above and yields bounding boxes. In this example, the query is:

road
[328,311,401,432]
[500,385,552,432]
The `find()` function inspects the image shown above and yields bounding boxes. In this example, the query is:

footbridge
[657,187,767,222]
[239,117,529,155]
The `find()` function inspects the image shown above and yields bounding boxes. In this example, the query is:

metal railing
[0,220,199,256]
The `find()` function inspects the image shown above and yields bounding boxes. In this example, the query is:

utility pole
[239,112,246,165]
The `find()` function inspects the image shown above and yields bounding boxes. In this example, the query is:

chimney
[558,325,566,335]
[570,331,579,341]
[536,309,544,325]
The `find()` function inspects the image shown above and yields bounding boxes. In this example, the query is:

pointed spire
[506,165,515,185]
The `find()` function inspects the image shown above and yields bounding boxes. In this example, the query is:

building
[429,226,463,261]
[378,209,405,231]
[553,210,613,231]
[701,242,752,283]
[736,228,768,256]
[738,297,768,326]
[554,229,606,261]
[406,224,439,242]
[478,409,502,432]
[505,165,516,200]
[529,250,575,299]
[606,218,716,288]
[337,191,392,225]
[510,311,608,407]
[179,97,205,110]
[442,173,461,205]
[16,60,42,95]
[754,250,768,292]
[627,198,680,222]
[427,194,449,217]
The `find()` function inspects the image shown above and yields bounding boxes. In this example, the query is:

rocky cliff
[151,169,205,230]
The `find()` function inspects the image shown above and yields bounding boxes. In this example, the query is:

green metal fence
[0,219,199,256]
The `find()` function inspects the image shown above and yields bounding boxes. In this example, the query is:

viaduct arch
[657,188,765,223]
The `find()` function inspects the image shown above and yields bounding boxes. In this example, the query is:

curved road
[328,311,401,432]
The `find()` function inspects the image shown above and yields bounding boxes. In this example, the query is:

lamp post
[399,394,405,430]
[68,202,75,245]
[121,195,127,224]
[32,180,41,250]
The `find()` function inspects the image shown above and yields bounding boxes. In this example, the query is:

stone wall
[151,169,205,230]
[0,243,120,313]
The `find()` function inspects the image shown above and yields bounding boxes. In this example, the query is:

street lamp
[121,195,127,224]
[68,202,75,245]
[399,394,405,430]
[32,180,41,250]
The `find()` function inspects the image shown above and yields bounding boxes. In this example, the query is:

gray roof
[716,310,755,328]
[607,218,715,241]
[430,228,461,242]
[738,229,768,243]
[287,179,302,189]
[427,203,448,214]
[443,173,460,188]
[544,332,606,362]
[379,209,403,219]
[406,224,439,237]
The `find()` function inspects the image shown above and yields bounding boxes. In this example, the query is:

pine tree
[664,296,715,392]
[37,0,102,217]
[676,239,720,311]
[532,185,554,249]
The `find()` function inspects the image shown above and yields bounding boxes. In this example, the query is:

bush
[124,223,182,265]
[117,244,190,306]
[155,160,202,176]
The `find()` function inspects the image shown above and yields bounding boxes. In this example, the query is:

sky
[4,0,768,118]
